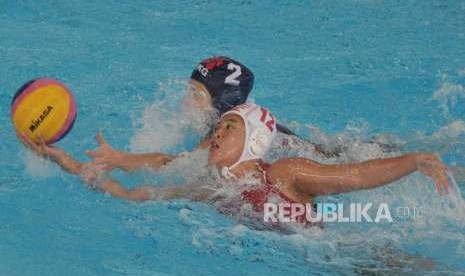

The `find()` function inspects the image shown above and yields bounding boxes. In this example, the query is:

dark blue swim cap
[190,56,254,114]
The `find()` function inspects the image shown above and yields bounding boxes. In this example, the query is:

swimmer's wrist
[411,153,429,170]
[412,153,436,168]
[113,150,126,160]
[108,150,129,169]
[114,151,139,171]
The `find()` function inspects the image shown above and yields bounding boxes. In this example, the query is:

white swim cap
[220,103,277,178]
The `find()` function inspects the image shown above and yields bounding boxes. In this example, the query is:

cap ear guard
[248,128,272,157]
[220,103,277,178]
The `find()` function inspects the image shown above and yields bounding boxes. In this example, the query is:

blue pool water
[1,0,465,275]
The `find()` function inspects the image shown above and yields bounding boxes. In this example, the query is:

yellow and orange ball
[11,78,77,144]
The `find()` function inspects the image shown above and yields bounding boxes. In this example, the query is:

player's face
[184,79,213,111]
[208,114,245,168]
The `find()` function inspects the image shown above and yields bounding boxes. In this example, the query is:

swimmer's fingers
[85,149,110,159]
[16,132,33,149]
[19,133,42,154]
[86,132,112,158]
[431,165,449,196]
[96,132,108,147]
[440,168,450,195]
[37,134,48,149]
[434,174,445,196]
[434,159,449,196]
[416,154,450,196]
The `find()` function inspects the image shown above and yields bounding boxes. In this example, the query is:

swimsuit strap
[258,161,272,186]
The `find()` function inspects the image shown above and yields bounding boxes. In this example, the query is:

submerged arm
[91,178,212,202]
[18,133,210,202]
[91,178,154,202]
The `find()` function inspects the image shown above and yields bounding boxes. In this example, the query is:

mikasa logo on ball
[29,105,53,132]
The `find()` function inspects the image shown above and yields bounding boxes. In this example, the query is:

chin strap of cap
[221,166,237,179]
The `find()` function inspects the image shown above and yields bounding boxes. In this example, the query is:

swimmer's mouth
[211,141,220,150]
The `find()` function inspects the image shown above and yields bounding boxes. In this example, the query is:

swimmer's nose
[214,127,225,140]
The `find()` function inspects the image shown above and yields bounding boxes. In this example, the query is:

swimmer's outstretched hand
[86,132,123,171]
[17,132,64,159]
[414,153,449,196]
[18,132,84,176]
[87,132,174,172]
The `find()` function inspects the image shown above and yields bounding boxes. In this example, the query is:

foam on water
[268,129,465,272]
[129,79,217,153]
[380,122,465,166]
[431,81,465,118]
[458,68,465,77]
[14,76,465,273]
[115,77,465,272]
[21,149,61,178]
[3,0,465,274]
[128,131,463,271]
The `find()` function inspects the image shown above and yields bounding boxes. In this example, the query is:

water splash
[21,149,60,178]
[430,82,465,118]
[259,120,465,271]
[458,68,465,77]
[403,120,465,154]
[129,79,217,153]
[120,79,465,272]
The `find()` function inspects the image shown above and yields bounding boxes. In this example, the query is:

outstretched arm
[91,178,154,201]
[90,178,212,202]
[269,153,449,197]
[18,133,211,203]
[86,132,175,173]
[87,129,216,173]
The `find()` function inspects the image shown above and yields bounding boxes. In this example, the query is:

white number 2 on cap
[225,63,241,86]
